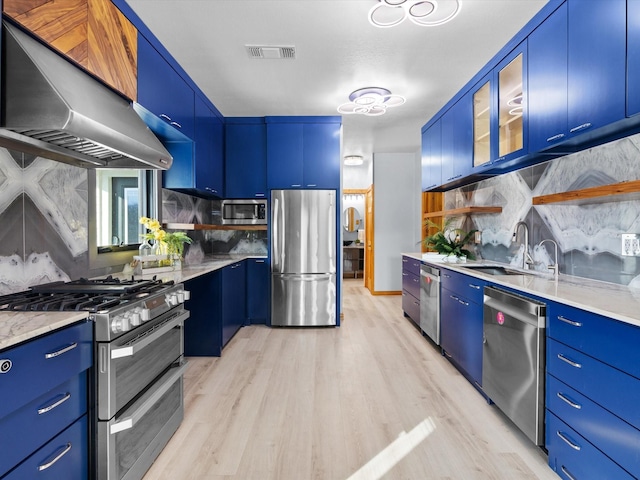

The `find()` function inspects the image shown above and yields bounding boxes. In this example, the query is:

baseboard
[370,290,402,296]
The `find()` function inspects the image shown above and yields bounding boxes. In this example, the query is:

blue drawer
[547,338,640,431]
[547,374,640,477]
[402,291,420,324]
[402,271,420,299]
[440,268,486,305]
[0,321,93,422]
[0,371,88,477]
[0,372,88,477]
[546,411,633,480]
[3,415,88,480]
[548,301,640,380]
[401,256,421,277]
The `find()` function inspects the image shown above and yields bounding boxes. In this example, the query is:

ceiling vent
[246,45,296,59]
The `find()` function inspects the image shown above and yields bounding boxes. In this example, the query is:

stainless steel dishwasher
[420,264,440,345]
[483,286,546,445]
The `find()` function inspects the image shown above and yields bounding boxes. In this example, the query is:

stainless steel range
[0,276,190,480]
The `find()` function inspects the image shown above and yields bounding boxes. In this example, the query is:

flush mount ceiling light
[369,0,461,28]
[344,155,364,166]
[338,87,406,116]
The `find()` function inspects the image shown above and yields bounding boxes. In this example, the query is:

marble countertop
[0,254,266,352]
[403,252,640,328]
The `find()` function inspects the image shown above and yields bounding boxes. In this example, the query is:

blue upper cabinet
[441,94,473,185]
[194,95,224,197]
[137,34,195,139]
[528,2,568,152]
[566,0,626,139]
[225,118,267,198]
[421,120,441,191]
[266,117,341,190]
[628,0,640,117]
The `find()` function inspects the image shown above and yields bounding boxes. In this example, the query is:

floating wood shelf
[164,223,267,231]
[423,206,502,219]
[532,180,640,205]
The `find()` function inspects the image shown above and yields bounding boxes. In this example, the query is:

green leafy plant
[423,218,477,260]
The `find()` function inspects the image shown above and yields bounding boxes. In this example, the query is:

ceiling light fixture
[344,155,364,166]
[368,0,461,28]
[338,87,406,116]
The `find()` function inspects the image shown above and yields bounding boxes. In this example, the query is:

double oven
[2,277,190,480]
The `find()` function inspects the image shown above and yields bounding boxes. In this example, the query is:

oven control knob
[130,312,141,327]
[183,289,190,301]
[176,291,185,303]
[140,308,151,322]
[166,294,178,306]
[111,315,129,333]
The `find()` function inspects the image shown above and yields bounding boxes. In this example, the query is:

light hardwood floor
[143,279,557,480]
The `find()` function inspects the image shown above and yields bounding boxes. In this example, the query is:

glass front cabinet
[472,41,527,170]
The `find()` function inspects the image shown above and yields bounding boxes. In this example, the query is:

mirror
[343,207,361,232]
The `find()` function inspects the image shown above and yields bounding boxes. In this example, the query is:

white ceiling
[126,0,549,165]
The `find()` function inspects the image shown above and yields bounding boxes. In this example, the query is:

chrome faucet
[512,221,534,269]
[539,239,559,281]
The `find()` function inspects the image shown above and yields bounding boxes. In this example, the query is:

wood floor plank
[143,279,557,480]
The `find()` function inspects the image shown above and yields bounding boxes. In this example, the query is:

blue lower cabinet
[246,259,269,325]
[3,415,89,480]
[221,262,246,346]
[184,271,223,356]
[546,411,634,480]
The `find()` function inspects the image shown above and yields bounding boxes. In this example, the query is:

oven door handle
[111,310,189,360]
[110,360,188,435]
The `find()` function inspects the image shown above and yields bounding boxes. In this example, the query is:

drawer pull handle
[569,122,592,133]
[402,273,409,276]
[556,431,581,451]
[557,353,582,368]
[159,114,172,121]
[38,443,72,471]
[469,284,481,289]
[45,342,78,359]
[255,260,265,263]
[558,315,582,327]
[560,465,577,480]
[414,301,419,306]
[169,121,183,129]
[38,392,72,415]
[557,392,582,409]
[459,300,469,306]
[546,133,566,142]
[450,295,459,301]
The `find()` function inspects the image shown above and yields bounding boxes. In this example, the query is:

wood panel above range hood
[3,0,137,100]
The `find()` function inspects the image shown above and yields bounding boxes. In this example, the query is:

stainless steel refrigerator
[271,189,337,326]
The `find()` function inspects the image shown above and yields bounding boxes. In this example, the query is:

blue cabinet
[421,120,441,191]
[246,258,269,325]
[440,96,473,185]
[546,301,640,478]
[528,2,568,152]
[137,34,195,139]
[221,261,246,346]
[529,0,626,150]
[628,0,640,117]
[193,95,224,197]
[266,117,341,190]
[184,262,247,356]
[440,269,485,387]
[225,118,267,198]
[0,321,92,478]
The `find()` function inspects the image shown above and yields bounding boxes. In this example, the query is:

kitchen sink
[461,265,533,276]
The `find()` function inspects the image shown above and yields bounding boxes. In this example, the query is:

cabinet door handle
[402,273,409,277]
[170,121,183,129]
[38,443,72,471]
[556,431,581,451]
[449,295,459,301]
[306,184,317,187]
[569,122,592,133]
[414,301,419,306]
[159,113,172,121]
[459,300,469,306]
[38,392,72,415]
[546,133,565,142]
[291,184,302,187]
[45,342,77,359]
[468,283,481,290]
[560,465,577,480]
[443,274,451,278]
[255,259,265,263]
[557,315,582,327]
[556,392,582,410]
[557,353,582,369]
[255,193,265,197]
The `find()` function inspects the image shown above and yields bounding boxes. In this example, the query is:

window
[89,169,160,271]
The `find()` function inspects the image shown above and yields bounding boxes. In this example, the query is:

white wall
[373,152,422,292]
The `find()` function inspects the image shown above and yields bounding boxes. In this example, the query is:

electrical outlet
[474,231,482,244]
[621,234,640,256]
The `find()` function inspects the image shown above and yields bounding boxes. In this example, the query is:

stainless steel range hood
[0,21,173,170]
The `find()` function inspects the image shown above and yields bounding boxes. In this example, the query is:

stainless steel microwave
[221,199,267,225]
